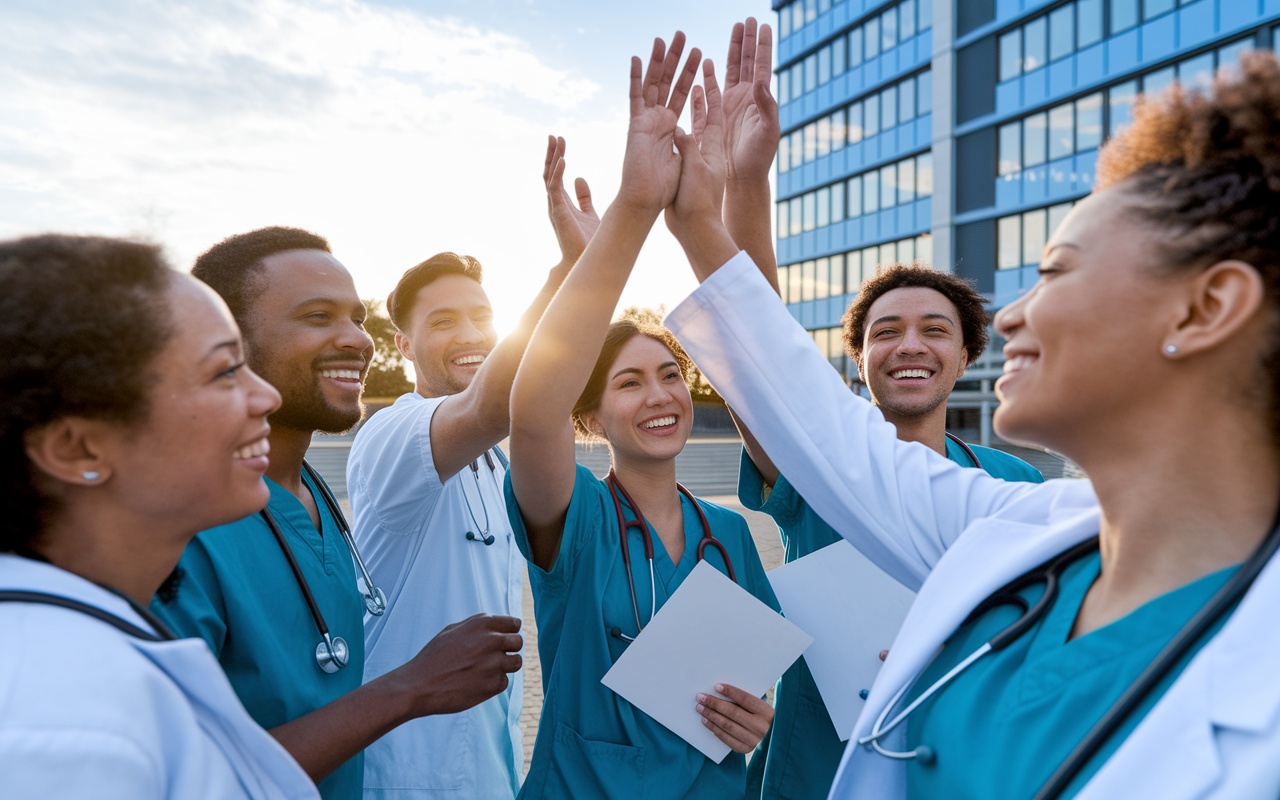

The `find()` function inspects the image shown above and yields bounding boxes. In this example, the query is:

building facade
[773,0,1280,448]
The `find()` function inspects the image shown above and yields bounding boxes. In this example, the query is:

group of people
[3,14,1280,800]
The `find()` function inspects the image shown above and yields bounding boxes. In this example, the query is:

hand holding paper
[601,560,812,763]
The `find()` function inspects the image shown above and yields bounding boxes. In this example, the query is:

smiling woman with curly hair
[665,49,1280,800]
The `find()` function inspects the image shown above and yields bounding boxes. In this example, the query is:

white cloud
[0,0,715,335]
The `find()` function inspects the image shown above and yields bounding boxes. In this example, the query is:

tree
[362,298,415,399]
[618,305,724,405]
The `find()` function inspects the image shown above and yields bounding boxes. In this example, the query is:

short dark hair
[842,263,991,366]
[192,226,330,328]
[0,235,175,552]
[387,252,484,331]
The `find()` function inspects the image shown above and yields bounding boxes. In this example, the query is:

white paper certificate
[767,539,916,740]
[600,560,813,763]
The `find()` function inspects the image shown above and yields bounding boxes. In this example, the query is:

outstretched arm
[424,138,599,481]
[510,34,700,572]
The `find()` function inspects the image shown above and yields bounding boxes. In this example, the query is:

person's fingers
[501,653,523,673]
[542,135,556,184]
[724,22,744,91]
[574,177,595,215]
[497,632,524,652]
[691,86,707,145]
[714,683,772,717]
[484,614,523,633]
[753,75,777,121]
[702,59,723,128]
[630,55,645,116]
[644,37,669,109]
[740,17,757,85]
[667,46,701,120]
[548,157,567,197]
[696,700,757,752]
[655,31,686,108]
[753,22,774,92]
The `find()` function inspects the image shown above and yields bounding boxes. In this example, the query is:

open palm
[618,33,702,215]
[721,19,779,184]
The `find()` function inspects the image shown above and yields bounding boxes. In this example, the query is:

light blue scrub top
[904,549,1237,799]
[151,472,365,800]
[738,441,1043,800]
[505,464,781,800]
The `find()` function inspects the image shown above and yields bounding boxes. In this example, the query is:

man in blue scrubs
[738,265,1043,800]
[151,227,523,800]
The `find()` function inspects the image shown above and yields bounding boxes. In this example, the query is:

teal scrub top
[150,472,365,800]
[904,549,1237,799]
[505,464,781,800]
[738,441,1043,800]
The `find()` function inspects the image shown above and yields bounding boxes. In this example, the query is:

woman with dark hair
[664,50,1280,799]
[0,235,314,799]
[505,36,781,799]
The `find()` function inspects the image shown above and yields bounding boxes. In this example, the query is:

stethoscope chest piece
[316,632,349,674]
[360,580,388,616]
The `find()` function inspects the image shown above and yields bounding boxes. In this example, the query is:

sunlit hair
[192,226,330,330]
[387,252,484,331]
[571,319,692,443]
[0,235,174,552]
[1095,51,1280,434]
[842,262,990,366]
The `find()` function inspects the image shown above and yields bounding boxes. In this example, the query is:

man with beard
[151,227,524,800]
[346,137,594,800]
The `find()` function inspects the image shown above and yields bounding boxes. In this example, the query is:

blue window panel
[803,93,818,119]
[779,173,792,198]
[848,64,864,95]
[778,237,792,264]
[1222,0,1261,31]
[997,79,1021,116]
[864,212,881,243]
[848,141,865,172]
[832,1,848,26]
[1076,149,1098,192]
[788,304,803,323]
[898,123,914,155]
[897,205,914,233]
[1024,67,1049,108]
[1049,58,1074,98]
[1177,0,1213,48]
[1020,265,1040,290]
[817,157,831,184]
[864,55,880,87]
[918,30,932,64]
[818,84,832,109]
[803,162,817,187]
[846,217,863,248]
[994,270,1021,308]
[800,301,815,329]
[1141,14,1176,65]
[1107,30,1139,76]
[1024,166,1048,204]
[997,174,1022,207]
[830,220,846,250]
[915,115,931,148]
[801,229,817,255]
[817,226,831,253]
[997,0,1021,21]
[1048,158,1073,200]
[915,197,931,230]
[818,12,832,38]
[1266,0,1280,19]
[1076,42,1105,88]
[864,133,881,165]
[880,208,898,237]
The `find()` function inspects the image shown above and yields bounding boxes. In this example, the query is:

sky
[0,0,775,337]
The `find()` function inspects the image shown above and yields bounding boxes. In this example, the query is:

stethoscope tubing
[301,460,386,616]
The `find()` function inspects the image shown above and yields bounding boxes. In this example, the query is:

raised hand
[696,683,775,753]
[405,613,523,716]
[543,135,599,267]
[617,32,702,218]
[721,18,779,185]
[665,59,727,241]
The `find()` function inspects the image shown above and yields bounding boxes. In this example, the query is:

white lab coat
[0,554,318,800]
[666,252,1280,800]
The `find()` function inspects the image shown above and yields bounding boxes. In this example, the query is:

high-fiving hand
[543,135,599,267]
[617,33,702,219]
[721,18,779,185]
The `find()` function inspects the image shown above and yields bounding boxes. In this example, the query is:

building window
[1048,5,1073,63]
[999,0,1116,83]
[998,122,1021,176]
[1111,0,1138,33]
[778,136,790,175]
[997,202,1077,271]
[1108,81,1137,133]
[1023,16,1047,72]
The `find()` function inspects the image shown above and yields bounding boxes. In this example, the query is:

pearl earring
[1165,345,1178,355]
[82,471,100,481]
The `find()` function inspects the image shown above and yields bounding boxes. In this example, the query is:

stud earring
[82,471,100,481]
[1165,345,1178,355]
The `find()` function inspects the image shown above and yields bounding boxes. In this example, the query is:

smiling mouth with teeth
[234,438,270,460]
[320,369,363,381]
[641,415,677,429]
[891,369,934,379]
[453,355,486,366]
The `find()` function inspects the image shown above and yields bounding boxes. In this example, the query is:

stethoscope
[261,460,387,674]
[857,500,1280,800]
[464,450,499,546]
[944,431,982,469]
[605,469,736,643]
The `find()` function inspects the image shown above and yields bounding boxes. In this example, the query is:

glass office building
[773,0,1280,445]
